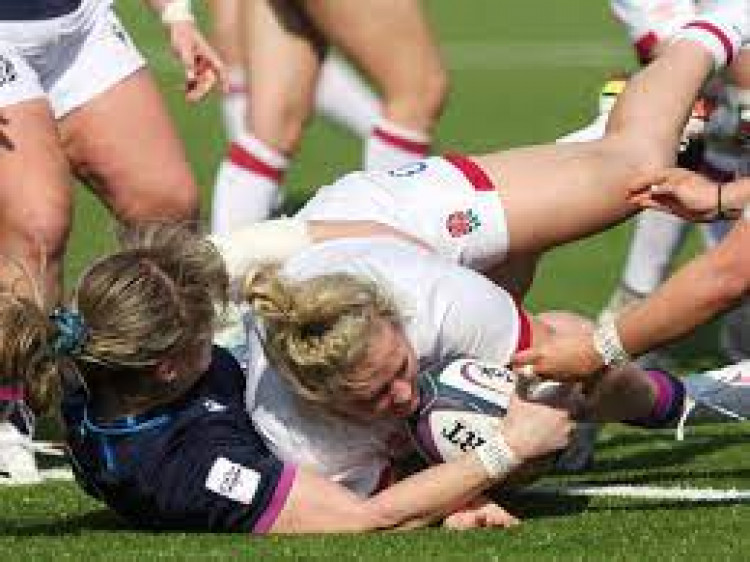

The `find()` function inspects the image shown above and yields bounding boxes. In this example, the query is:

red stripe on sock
[684,20,735,65]
[443,153,496,192]
[0,385,24,401]
[227,143,285,183]
[372,127,430,156]
[634,31,658,65]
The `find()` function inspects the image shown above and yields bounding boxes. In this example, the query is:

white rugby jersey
[245,238,528,496]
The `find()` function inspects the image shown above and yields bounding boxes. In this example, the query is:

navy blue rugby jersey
[62,346,297,533]
[0,0,82,20]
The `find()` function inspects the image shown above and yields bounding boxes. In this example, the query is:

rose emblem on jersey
[0,55,17,87]
[446,209,481,237]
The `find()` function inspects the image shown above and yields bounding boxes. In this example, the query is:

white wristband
[161,0,194,24]
[475,433,520,479]
[592,313,631,367]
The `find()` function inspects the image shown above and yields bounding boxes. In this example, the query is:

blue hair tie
[49,307,89,357]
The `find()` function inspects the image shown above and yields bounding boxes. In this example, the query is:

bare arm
[513,219,750,380]
[615,219,750,354]
[269,393,572,533]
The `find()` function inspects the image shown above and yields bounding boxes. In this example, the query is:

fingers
[627,169,670,197]
[510,349,538,372]
[169,23,226,102]
[443,505,520,530]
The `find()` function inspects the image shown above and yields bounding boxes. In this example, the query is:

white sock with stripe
[315,55,381,139]
[364,118,430,171]
[211,133,288,235]
[672,13,745,69]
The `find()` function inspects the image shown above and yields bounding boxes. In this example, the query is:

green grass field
[2,1,748,559]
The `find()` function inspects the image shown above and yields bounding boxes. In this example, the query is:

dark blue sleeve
[145,410,297,533]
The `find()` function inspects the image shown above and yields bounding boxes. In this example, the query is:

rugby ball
[407,358,515,464]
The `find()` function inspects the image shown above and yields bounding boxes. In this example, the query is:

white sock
[609,0,696,63]
[211,133,288,235]
[622,210,690,295]
[557,112,610,144]
[315,54,381,139]
[364,117,430,171]
[220,66,248,141]
[672,14,744,69]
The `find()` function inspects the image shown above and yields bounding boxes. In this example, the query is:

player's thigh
[302,0,445,99]
[59,68,197,222]
[247,0,321,150]
[0,99,72,254]
[473,139,647,255]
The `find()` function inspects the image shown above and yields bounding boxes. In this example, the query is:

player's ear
[154,359,179,383]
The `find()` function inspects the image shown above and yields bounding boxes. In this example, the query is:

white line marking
[40,467,74,481]
[523,484,750,502]
[0,467,73,486]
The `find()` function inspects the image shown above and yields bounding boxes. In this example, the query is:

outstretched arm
[269,393,572,533]
[513,218,750,380]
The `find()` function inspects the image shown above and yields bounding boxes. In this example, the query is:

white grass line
[524,483,750,502]
[0,467,74,486]
[40,467,74,481]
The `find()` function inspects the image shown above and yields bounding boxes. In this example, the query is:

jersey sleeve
[149,413,296,534]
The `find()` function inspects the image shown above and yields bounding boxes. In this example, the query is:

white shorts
[0,0,145,118]
[298,155,509,270]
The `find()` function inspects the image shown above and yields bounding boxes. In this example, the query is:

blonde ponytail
[245,268,399,403]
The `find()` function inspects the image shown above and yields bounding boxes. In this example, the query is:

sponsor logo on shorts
[0,56,17,87]
[446,209,481,237]
[205,457,260,505]
[388,161,427,177]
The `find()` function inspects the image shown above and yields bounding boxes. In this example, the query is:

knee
[3,204,72,265]
[381,63,450,130]
[249,95,313,155]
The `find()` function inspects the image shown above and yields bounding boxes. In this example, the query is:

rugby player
[210,0,448,228]
[206,0,380,143]
[0,0,223,484]
[1,223,573,532]
[244,236,685,496]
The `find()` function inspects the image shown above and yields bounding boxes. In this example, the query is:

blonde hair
[245,268,399,404]
[0,223,228,412]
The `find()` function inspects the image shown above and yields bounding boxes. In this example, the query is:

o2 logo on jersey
[446,209,481,237]
[0,56,17,88]
[388,161,427,178]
